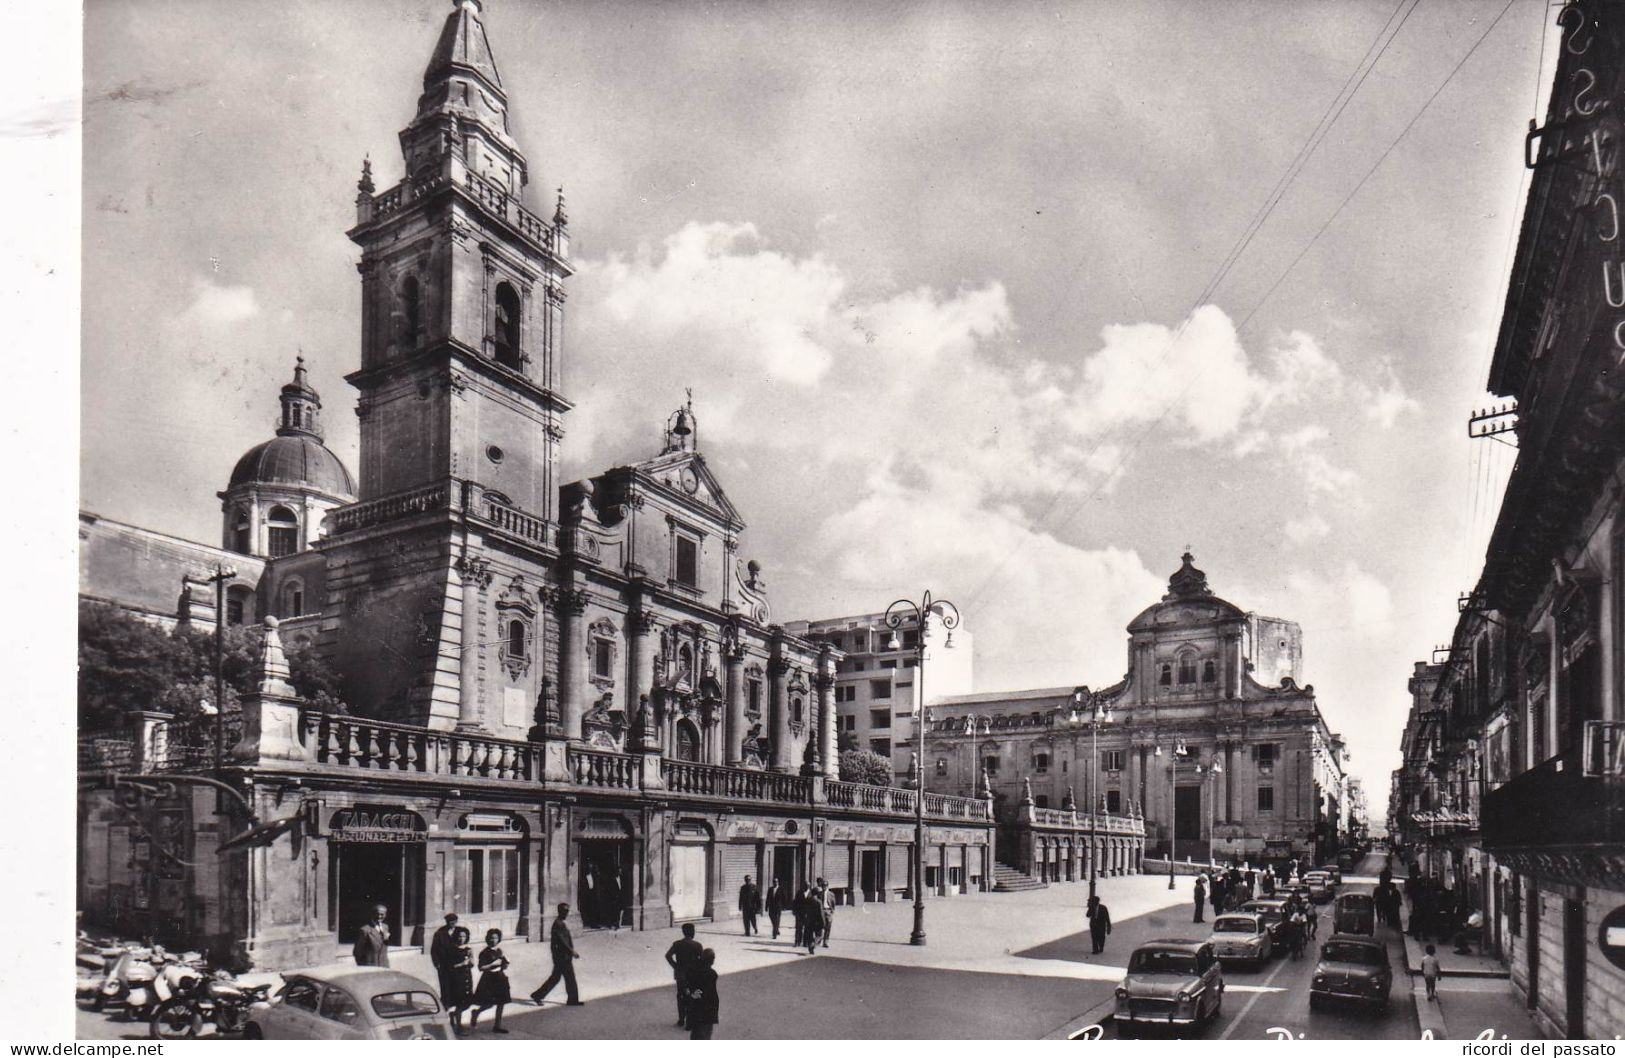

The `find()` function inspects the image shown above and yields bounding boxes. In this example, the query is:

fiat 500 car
[1207,913,1273,970]
[1310,934,1392,1010]
[1113,940,1224,1036]
[1332,892,1377,937]
[1318,864,1343,884]
[1304,872,1335,903]
[1240,898,1290,944]
[244,968,447,1041]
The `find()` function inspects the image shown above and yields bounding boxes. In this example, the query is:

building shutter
[888,844,911,892]
[824,843,852,890]
[721,843,758,897]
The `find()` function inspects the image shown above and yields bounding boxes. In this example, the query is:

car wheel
[242,1024,263,1040]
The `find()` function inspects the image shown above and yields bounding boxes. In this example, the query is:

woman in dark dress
[468,929,512,1035]
[445,927,475,1036]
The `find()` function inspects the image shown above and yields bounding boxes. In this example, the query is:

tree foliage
[78,602,345,731]
[838,748,895,786]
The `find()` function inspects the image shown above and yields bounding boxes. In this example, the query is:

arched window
[1159,663,1173,686]
[398,275,421,346]
[1202,659,1217,683]
[506,619,526,660]
[791,696,803,723]
[493,282,521,369]
[1177,653,1198,685]
[266,506,299,558]
[281,579,305,618]
[232,509,252,555]
[675,720,700,762]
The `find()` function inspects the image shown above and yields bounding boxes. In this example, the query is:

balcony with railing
[365,169,558,255]
[327,480,455,536]
[1483,751,1625,851]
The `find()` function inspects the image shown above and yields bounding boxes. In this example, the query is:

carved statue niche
[581,691,626,751]
[741,722,768,770]
[587,616,618,690]
[787,668,810,735]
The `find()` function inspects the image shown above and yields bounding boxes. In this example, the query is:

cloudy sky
[81,0,1553,806]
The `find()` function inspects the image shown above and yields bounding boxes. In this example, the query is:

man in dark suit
[1087,895,1112,954]
[530,903,584,1006]
[738,875,761,936]
[664,923,704,1029]
[685,949,720,1040]
[764,880,785,939]
[353,904,391,967]
[429,912,459,1003]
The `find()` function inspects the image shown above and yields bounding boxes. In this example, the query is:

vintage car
[244,968,448,1041]
[1281,883,1313,906]
[1206,913,1274,969]
[1304,871,1335,903]
[1310,934,1392,1010]
[1240,898,1290,944]
[1319,864,1344,884]
[1332,892,1377,936]
[1113,939,1225,1035]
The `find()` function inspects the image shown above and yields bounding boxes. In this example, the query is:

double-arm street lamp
[1067,686,1111,900]
[885,589,961,947]
[1155,741,1187,889]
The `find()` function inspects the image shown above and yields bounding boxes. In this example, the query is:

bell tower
[346,0,571,519]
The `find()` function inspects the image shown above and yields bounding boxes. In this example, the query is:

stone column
[816,648,837,779]
[631,608,658,708]
[724,641,746,765]
[768,649,792,773]
[455,555,492,731]
[1224,741,1236,823]
[557,587,590,740]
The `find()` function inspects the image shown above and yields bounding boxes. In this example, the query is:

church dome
[229,434,356,498]
[1126,551,1246,632]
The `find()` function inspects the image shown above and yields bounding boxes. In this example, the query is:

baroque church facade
[77,0,1002,970]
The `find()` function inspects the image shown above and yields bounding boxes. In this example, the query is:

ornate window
[587,617,617,688]
[1177,651,1198,685]
[1106,789,1122,813]
[745,665,764,717]
[1257,787,1275,812]
[936,758,948,775]
[266,506,299,558]
[1159,663,1172,686]
[1202,659,1216,683]
[493,575,535,680]
[231,509,251,554]
[674,533,699,588]
[1035,752,1050,774]
[493,282,522,369]
[281,578,305,619]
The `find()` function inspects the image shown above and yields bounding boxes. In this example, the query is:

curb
[1043,996,1118,1040]
[1399,935,1510,980]
[1411,976,1447,1038]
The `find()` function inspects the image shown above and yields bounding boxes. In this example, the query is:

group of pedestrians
[419,904,584,1037]
[739,875,837,955]
[663,923,720,1039]
[1191,866,1259,923]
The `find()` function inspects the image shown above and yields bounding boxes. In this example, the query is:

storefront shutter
[721,842,758,897]
[824,843,852,890]
[888,844,911,892]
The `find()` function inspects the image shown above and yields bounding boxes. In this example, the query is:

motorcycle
[150,971,272,1039]
[92,948,162,1019]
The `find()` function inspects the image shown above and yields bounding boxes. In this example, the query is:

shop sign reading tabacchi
[331,808,427,843]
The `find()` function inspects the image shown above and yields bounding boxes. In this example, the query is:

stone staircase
[993,861,1046,892]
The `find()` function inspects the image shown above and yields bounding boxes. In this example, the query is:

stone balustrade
[569,746,638,790]
[300,710,541,781]
[660,759,810,805]
[366,170,557,255]
[478,498,554,548]
[328,481,453,535]
[1021,804,1145,835]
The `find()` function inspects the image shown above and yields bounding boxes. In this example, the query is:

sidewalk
[356,872,1190,1007]
[1399,932,1509,979]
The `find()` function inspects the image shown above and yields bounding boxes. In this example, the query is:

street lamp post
[959,713,994,795]
[885,589,960,948]
[1067,686,1111,901]
[1156,741,1187,889]
[1195,761,1223,867]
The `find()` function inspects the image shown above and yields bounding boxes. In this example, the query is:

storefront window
[456,846,520,914]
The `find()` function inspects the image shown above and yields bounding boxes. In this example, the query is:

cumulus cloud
[172,277,259,328]
[1364,361,1421,427]
[1286,561,1395,634]
[1284,513,1331,543]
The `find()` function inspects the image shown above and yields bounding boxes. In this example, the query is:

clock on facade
[679,467,699,494]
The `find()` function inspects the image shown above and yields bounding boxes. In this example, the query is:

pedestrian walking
[791,885,806,948]
[429,912,460,1010]
[1193,874,1207,923]
[352,904,391,967]
[1211,872,1227,915]
[443,927,474,1036]
[664,922,704,1029]
[1087,895,1112,954]
[798,886,824,954]
[1421,944,1441,1001]
[765,880,784,939]
[738,875,761,936]
[468,929,512,1034]
[1286,907,1307,960]
[685,949,720,1040]
[817,878,836,948]
[530,903,585,1007]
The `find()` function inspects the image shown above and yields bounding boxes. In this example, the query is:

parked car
[1310,934,1392,1010]
[1241,898,1290,944]
[1206,913,1273,970]
[244,968,448,1041]
[1113,940,1225,1036]
[1304,872,1335,903]
[1319,864,1344,884]
[1332,892,1377,937]
[1282,883,1312,906]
